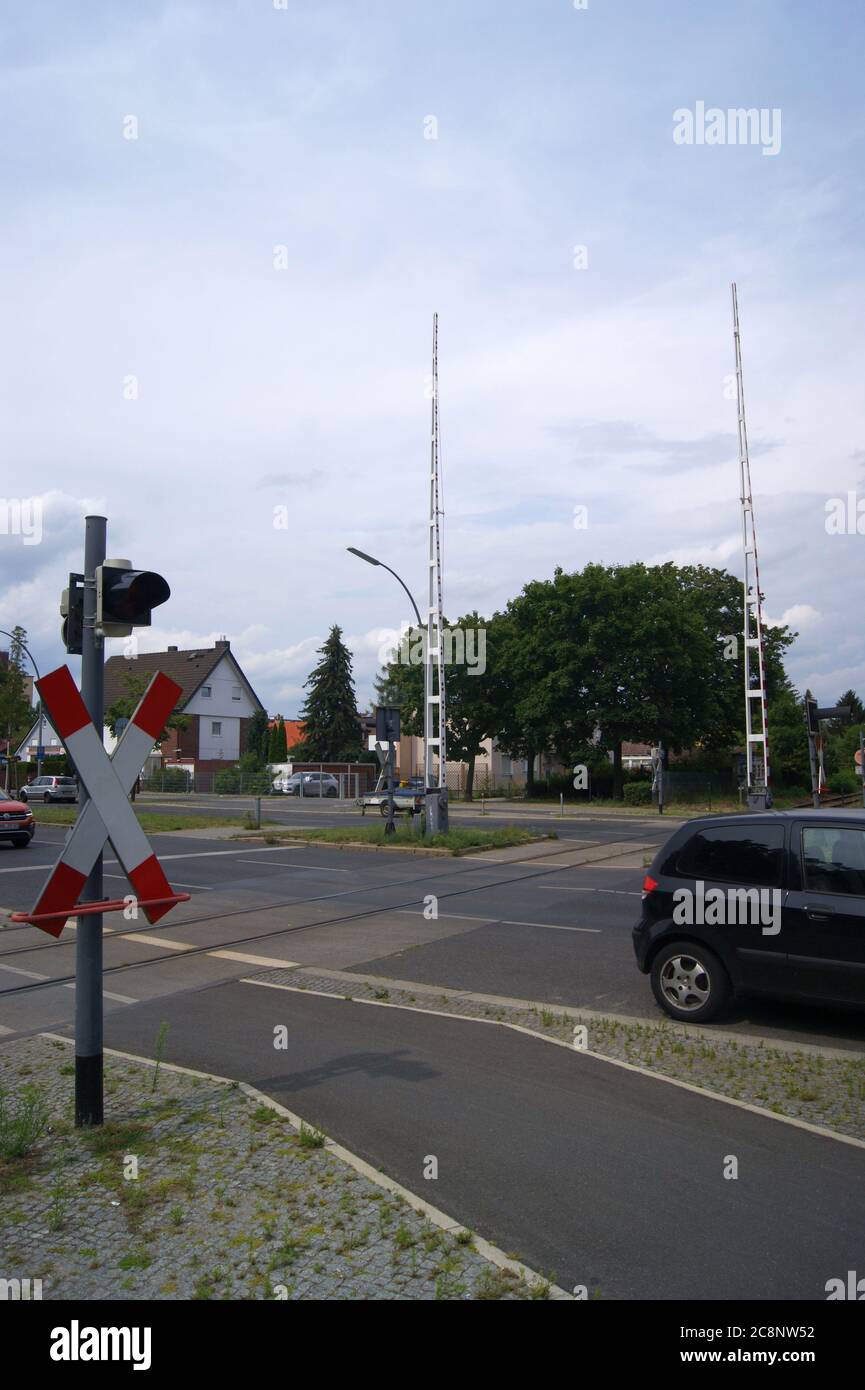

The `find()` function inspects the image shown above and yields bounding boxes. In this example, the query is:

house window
[232,685,241,701]
[202,686,212,697]
[211,721,222,736]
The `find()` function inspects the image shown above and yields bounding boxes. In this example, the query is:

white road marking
[0,961,47,979]
[399,909,599,934]
[209,950,299,968]
[123,934,195,951]
[61,984,137,1004]
[539,885,641,897]
[103,872,214,890]
[232,859,350,873]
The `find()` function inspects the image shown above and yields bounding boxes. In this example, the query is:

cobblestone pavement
[0,1035,553,1301]
[253,967,865,1143]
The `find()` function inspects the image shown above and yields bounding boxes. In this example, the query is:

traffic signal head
[60,574,84,654]
[804,692,819,737]
[96,559,170,637]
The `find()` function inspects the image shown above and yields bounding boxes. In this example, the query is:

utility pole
[732,284,771,811]
[425,312,448,834]
[76,514,106,1127]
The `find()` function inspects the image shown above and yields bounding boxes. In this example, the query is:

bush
[828,770,859,795]
[623,782,652,805]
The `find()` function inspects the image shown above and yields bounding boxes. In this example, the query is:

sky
[1,0,863,717]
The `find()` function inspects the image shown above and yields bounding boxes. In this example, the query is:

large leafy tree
[297,626,362,761]
[491,562,796,798]
[377,612,503,799]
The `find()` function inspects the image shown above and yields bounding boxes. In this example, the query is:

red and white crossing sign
[13,666,189,938]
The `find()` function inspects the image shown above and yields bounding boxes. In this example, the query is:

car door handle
[804,906,836,921]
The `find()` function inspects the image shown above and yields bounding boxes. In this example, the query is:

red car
[0,789,35,848]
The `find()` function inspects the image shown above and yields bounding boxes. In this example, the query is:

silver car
[20,775,78,804]
[274,772,339,798]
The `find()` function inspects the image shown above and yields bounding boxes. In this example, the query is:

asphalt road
[2,819,865,1049]
[98,979,865,1300]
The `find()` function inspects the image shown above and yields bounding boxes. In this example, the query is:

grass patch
[32,807,260,832]
[252,824,552,856]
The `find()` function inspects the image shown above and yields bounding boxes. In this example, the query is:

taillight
[642,874,659,895]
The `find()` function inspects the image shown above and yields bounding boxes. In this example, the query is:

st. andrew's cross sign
[12,666,190,935]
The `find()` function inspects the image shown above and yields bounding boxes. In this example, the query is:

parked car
[633,811,865,1023]
[19,775,78,804]
[0,789,35,847]
[273,772,339,798]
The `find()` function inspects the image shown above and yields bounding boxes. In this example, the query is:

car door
[674,821,789,992]
[781,820,865,1005]
[30,778,46,801]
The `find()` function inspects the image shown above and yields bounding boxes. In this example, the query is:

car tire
[20,790,28,801]
[650,940,731,1024]
[327,788,337,797]
[12,835,31,849]
[43,792,53,803]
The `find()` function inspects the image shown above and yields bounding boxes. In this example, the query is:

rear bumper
[632,921,652,973]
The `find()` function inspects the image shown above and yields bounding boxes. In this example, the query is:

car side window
[676,825,785,887]
[802,827,865,897]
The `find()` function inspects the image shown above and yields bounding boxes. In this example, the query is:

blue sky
[1,0,864,714]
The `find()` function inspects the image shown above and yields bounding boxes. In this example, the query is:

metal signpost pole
[76,514,106,1127]
[861,729,865,809]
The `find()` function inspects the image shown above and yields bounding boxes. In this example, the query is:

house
[15,711,64,762]
[103,639,265,791]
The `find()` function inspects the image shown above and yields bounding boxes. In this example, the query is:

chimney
[167,645,178,652]
[216,638,230,650]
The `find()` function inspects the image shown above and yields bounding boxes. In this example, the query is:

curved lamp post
[347,547,432,833]
[0,629,44,786]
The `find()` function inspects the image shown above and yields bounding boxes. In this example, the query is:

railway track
[0,829,657,1001]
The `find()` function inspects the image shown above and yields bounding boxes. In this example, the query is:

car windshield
[0,790,10,802]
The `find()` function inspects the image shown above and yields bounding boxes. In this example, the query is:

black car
[633,811,865,1023]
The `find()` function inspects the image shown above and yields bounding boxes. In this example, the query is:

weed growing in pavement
[0,1085,50,1160]
[151,1023,170,1094]
[297,1123,326,1150]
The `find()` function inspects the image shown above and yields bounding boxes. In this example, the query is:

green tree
[268,716,288,763]
[245,709,271,764]
[491,562,796,799]
[377,613,503,799]
[105,669,189,744]
[0,626,33,787]
[298,626,362,761]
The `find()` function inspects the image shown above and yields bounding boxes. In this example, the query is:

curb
[287,966,865,1063]
[38,1031,571,1301]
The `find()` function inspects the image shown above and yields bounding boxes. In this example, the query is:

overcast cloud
[1,0,863,714]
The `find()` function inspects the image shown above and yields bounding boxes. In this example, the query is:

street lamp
[0,629,44,787]
[347,546,434,833]
[347,548,423,628]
